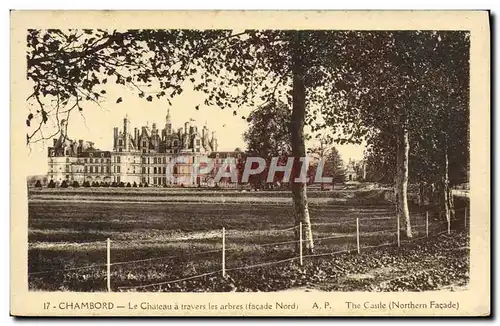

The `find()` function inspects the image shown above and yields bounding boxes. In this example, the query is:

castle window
[84,166,87,173]
[117,156,121,163]
[89,158,93,163]
[119,140,123,146]
[84,159,87,163]
[117,166,121,173]
[143,149,146,153]
[101,153,104,157]
[89,153,93,157]
[142,167,146,174]
[107,159,111,163]
[89,166,93,173]
[154,167,157,174]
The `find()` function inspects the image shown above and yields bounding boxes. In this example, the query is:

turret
[165,109,172,135]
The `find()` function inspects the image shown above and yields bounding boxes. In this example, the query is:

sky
[25,82,365,176]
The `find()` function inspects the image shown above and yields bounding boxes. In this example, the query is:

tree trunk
[291,31,314,253]
[396,123,412,238]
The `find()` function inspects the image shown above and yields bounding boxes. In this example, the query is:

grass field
[27,189,467,292]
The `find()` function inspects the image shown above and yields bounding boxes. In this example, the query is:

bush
[35,180,42,188]
[143,183,149,188]
[72,181,80,188]
[47,180,56,188]
[139,183,143,188]
[119,182,125,187]
[83,181,90,187]
[133,182,138,187]
[60,180,69,188]
[111,182,118,187]
[126,182,132,188]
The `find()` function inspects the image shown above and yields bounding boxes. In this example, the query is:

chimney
[134,128,139,147]
[113,127,118,149]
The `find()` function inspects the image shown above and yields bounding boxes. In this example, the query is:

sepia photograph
[10,10,490,316]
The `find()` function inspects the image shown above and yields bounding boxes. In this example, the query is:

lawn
[27,192,467,292]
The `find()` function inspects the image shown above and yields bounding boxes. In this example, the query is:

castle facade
[47,110,241,187]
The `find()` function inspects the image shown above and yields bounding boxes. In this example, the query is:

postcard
[10,10,490,316]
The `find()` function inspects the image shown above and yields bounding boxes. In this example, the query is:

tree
[331,31,469,233]
[60,180,69,188]
[34,180,42,188]
[72,180,80,188]
[243,100,291,189]
[308,138,345,189]
[133,181,138,187]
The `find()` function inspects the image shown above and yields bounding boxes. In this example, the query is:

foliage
[338,32,469,189]
[60,180,69,188]
[35,180,42,188]
[72,181,79,188]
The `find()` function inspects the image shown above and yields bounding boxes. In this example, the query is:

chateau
[47,110,241,187]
